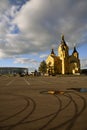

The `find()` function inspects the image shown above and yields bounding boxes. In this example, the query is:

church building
[46,35,80,75]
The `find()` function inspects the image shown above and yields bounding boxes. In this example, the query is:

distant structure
[46,35,80,75]
[0,67,28,75]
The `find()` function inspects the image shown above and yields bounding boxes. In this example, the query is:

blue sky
[0,0,87,71]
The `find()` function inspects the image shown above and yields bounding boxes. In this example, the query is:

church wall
[68,55,80,74]
[46,55,54,66]
[54,58,62,74]
[61,58,69,74]
[46,55,55,75]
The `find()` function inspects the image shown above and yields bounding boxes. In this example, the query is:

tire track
[0,93,36,130]
[21,91,72,130]
[48,91,87,130]
[0,94,30,123]
[66,92,87,130]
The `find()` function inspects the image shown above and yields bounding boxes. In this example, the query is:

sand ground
[0,75,87,130]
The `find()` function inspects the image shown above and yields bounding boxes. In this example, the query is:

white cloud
[13,0,87,47]
[0,0,87,69]
[14,57,39,70]
[80,59,87,69]
[40,54,48,59]
[14,58,37,64]
[0,0,10,14]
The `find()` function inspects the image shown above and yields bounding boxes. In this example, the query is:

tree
[38,60,47,74]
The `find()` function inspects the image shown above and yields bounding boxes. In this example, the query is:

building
[46,35,80,75]
[0,67,28,75]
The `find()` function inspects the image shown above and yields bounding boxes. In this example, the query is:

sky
[0,0,87,72]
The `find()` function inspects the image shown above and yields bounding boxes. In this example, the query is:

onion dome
[73,46,78,53]
[51,48,55,55]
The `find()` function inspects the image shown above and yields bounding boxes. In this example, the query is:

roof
[73,47,78,53]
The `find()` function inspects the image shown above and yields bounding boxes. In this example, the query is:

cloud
[0,0,87,69]
[14,0,87,46]
[80,59,87,69]
[14,57,39,70]
[40,54,48,59]
[0,0,10,14]
[14,57,38,64]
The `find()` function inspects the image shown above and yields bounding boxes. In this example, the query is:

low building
[0,67,28,75]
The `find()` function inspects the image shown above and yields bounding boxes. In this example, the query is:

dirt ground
[0,75,87,130]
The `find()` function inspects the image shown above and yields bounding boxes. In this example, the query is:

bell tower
[58,34,69,59]
[58,35,69,74]
[72,46,79,58]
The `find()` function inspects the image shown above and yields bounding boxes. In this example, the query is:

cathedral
[46,35,80,75]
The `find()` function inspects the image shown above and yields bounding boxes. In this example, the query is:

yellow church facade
[46,35,80,75]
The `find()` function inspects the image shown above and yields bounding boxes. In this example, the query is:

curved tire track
[0,93,36,130]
